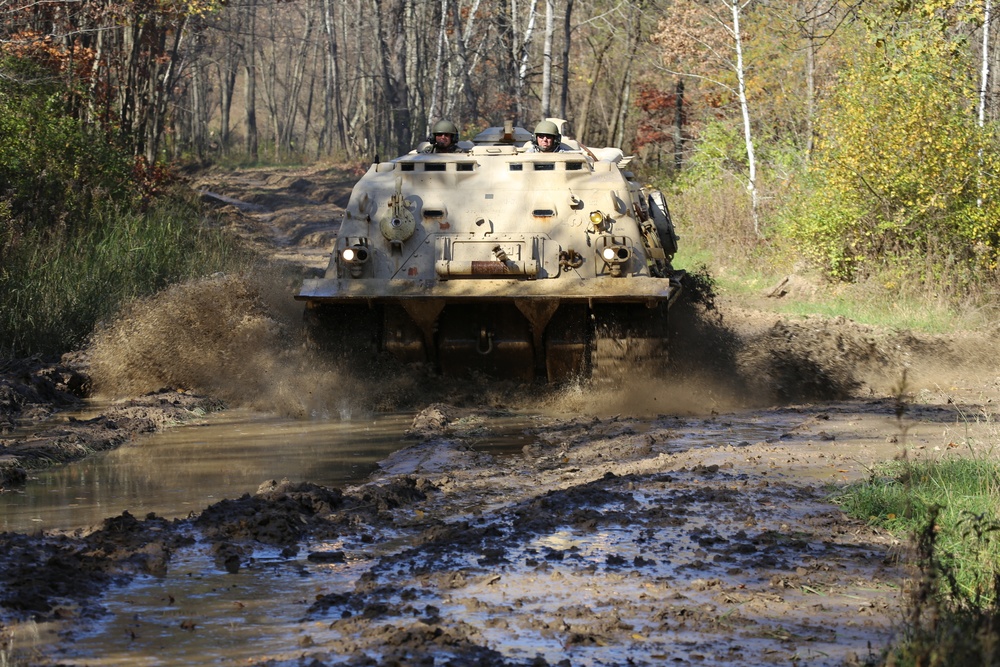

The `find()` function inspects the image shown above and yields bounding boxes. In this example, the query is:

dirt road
[1,165,999,666]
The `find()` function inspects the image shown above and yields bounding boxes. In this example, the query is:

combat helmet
[533,120,561,147]
[431,119,459,143]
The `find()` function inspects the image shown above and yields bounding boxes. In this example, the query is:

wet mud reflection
[0,410,421,533]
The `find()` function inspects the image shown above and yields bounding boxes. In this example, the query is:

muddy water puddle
[0,406,801,535]
[47,543,374,666]
[0,408,535,533]
[5,405,906,666]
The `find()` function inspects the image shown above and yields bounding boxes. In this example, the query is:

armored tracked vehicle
[296,120,684,382]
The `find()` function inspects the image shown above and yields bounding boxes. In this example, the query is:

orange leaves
[651,3,729,73]
[1,30,97,81]
[634,85,677,113]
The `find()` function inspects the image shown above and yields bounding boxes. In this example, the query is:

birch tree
[729,0,759,233]
[653,0,761,233]
[979,0,992,127]
[541,0,554,116]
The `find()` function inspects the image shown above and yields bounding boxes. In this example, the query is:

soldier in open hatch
[525,120,574,153]
[423,120,464,153]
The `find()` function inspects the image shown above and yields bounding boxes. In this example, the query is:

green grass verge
[837,452,1000,666]
[674,233,989,334]
[0,193,253,357]
[837,455,1000,603]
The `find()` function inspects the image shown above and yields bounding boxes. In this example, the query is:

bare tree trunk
[346,0,371,155]
[609,8,638,148]
[541,0,554,117]
[86,25,105,127]
[559,0,574,119]
[673,78,684,172]
[496,0,520,118]
[728,0,759,235]
[301,36,319,153]
[245,0,259,161]
[120,20,144,153]
[432,1,448,123]
[993,14,1000,122]
[517,0,539,122]
[259,8,281,160]
[280,4,317,153]
[979,0,992,207]
[451,0,481,122]
[377,0,413,155]
[146,18,187,164]
[191,59,207,159]
[215,10,243,153]
[805,29,815,157]
[577,36,610,143]
[612,54,632,147]
[321,0,347,154]
[980,0,992,127]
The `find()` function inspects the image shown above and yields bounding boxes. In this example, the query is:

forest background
[1,0,999,357]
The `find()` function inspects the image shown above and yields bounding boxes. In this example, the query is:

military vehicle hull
[296,121,683,382]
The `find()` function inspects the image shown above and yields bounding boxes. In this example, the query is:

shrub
[0,56,251,357]
[778,16,1000,283]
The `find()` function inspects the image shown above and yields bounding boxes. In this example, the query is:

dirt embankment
[1,166,999,666]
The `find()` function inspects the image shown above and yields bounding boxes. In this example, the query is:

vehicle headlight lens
[342,248,356,262]
[602,247,616,261]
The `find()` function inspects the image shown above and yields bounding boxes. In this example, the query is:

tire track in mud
[277,407,905,666]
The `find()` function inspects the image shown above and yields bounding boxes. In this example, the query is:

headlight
[342,247,368,263]
[599,244,630,277]
[340,243,370,277]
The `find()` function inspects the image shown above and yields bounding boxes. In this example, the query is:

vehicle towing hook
[477,326,494,355]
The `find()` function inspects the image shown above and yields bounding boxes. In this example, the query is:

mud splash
[86,269,364,419]
[82,266,953,423]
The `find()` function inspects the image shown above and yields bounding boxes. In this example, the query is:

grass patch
[865,504,1000,667]
[763,287,977,334]
[0,192,253,357]
[838,455,1000,603]
[670,177,995,334]
[675,233,969,332]
[837,448,1000,666]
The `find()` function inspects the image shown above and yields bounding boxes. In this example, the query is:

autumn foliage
[781,5,1000,281]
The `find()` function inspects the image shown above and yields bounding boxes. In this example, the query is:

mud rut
[1,165,999,666]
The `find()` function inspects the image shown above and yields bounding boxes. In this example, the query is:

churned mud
[2,166,999,665]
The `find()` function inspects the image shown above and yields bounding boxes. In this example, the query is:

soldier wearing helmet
[525,119,575,153]
[424,119,463,153]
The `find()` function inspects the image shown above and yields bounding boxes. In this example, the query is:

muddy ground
[1,165,999,666]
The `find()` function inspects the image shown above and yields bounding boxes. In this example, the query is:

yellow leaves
[154,0,225,19]
[785,4,1000,280]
